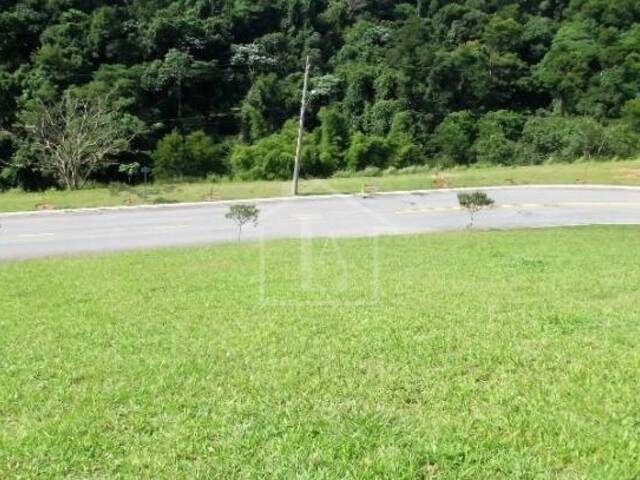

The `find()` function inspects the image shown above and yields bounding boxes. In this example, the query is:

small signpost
[140,166,152,184]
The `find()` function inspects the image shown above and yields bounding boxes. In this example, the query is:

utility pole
[292,55,310,196]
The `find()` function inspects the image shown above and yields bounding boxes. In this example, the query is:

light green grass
[2,159,640,212]
[2,226,640,477]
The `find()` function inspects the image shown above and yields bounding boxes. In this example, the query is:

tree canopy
[1,0,640,189]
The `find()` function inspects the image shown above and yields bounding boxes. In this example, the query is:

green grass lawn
[2,158,640,212]
[2,226,640,477]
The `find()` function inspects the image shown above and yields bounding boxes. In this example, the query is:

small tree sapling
[225,204,260,241]
[457,191,495,228]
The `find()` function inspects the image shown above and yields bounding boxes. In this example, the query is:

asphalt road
[1,185,640,260]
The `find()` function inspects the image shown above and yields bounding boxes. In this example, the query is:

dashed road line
[16,233,55,238]
[151,224,189,231]
[395,202,640,215]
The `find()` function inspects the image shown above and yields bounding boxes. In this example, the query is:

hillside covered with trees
[1,0,640,189]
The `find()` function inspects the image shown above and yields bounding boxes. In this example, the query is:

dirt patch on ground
[620,167,640,179]
[432,172,449,188]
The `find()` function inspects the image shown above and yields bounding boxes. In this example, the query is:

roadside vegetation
[2,1,640,193]
[2,158,640,212]
[2,226,640,477]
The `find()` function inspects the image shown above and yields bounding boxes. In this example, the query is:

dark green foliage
[346,133,392,171]
[474,110,525,165]
[2,0,640,189]
[153,130,224,179]
[317,106,349,173]
[622,98,640,130]
[229,120,297,180]
[516,115,629,163]
[429,111,476,166]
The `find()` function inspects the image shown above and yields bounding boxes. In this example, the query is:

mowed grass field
[2,158,640,212]
[2,227,640,478]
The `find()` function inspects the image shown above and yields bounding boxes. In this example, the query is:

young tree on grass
[225,204,260,241]
[19,93,140,190]
[458,191,495,228]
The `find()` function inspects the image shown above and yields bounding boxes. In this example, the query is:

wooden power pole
[292,56,310,196]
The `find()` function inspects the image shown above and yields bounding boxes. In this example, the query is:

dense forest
[1,0,640,189]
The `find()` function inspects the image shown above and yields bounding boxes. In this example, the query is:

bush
[605,121,640,158]
[475,134,518,165]
[332,169,355,178]
[360,166,382,177]
[473,110,525,165]
[516,116,566,163]
[0,130,13,191]
[206,173,226,183]
[363,100,406,136]
[153,130,225,179]
[317,106,350,173]
[397,165,431,175]
[429,111,476,166]
[229,121,297,180]
[391,143,426,168]
[458,191,495,228]
[621,98,640,131]
[345,133,392,171]
[563,117,608,159]
[516,116,613,163]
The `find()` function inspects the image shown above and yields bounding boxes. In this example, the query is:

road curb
[2,184,640,219]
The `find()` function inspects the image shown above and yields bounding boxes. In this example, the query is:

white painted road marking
[151,224,189,231]
[395,202,640,215]
[16,233,55,238]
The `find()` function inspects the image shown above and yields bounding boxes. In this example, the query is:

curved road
[1,185,639,260]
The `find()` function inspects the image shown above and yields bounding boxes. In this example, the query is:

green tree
[536,21,599,115]
[225,203,259,241]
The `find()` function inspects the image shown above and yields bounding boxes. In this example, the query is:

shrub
[621,98,640,130]
[517,116,612,163]
[516,116,566,163]
[345,133,392,171]
[229,120,297,180]
[317,106,350,173]
[429,111,476,166]
[473,110,525,165]
[391,143,426,168]
[363,100,406,136]
[397,165,431,175]
[360,166,382,177]
[458,191,495,228]
[206,173,226,183]
[332,169,354,178]
[153,130,225,179]
[563,117,607,160]
[605,121,640,158]
[0,130,13,191]
[475,134,518,165]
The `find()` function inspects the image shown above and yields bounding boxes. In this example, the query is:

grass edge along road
[2,226,640,477]
[2,158,640,212]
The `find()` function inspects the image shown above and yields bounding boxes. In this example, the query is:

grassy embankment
[2,226,640,477]
[2,158,640,212]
